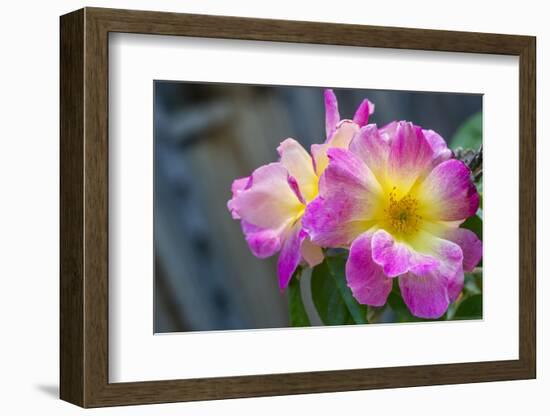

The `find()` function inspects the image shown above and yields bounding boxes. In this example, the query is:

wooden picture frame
[60,7,536,408]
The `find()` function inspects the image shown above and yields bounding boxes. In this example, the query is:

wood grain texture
[59,8,84,406]
[59,7,537,408]
[518,38,537,376]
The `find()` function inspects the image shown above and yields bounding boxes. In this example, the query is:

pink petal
[371,229,462,280]
[302,197,371,248]
[227,176,251,219]
[398,271,450,319]
[287,175,306,205]
[302,148,383,247]
[327,121,360,147]
[420,232,464,279]
[232,176,250,193]
[387,122,435,194]
[423,129,452,168]
[444,227,482,272]
[310,143,325,175]
[396,232,465,318]
[324,89,340,139]
[278,138,317,203]
[349,124,389,184]
[382,124,451,171]
[417,159,479,221]
[230,162,303,230]
[379,121,398,141]
[322,148,383,198]
[447,268,465,302]
[277,224,306,290]
[312,121,359,176]
[346,232,392,306]
[371,229,415,277]
[352,98,375,127]
[241,221,284,258]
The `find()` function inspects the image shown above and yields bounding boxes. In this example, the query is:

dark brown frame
[60,7,536,408]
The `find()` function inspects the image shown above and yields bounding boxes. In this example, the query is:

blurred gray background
[153,81,482,333]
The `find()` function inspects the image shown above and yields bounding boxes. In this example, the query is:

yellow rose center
[385,187,422,236]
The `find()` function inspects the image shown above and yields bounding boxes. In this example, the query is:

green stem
[287,268,311,327]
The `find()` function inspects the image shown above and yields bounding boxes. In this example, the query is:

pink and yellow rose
[227,89,374,290]
[303,121,481,318]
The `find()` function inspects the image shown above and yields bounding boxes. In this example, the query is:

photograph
[53,5,537,410]
[153,82,483,333]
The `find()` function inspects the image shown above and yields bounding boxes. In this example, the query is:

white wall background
[0,0,546,414]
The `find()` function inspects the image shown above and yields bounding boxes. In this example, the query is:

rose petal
[303,148,383,247]
[312,121,359,176]
[241,220,285,258]
[349,124,389,185]
[397,230,464,318]
[324,89,340,139]
[379,121,398,141]
[287,175,306,205]
[447,268,465,302]
[417,159,479,221]
[352,98,375,127]
[346,232,392,306]
[303,197,373,248]
[423,129,452,168]
[227,176,251,219]
[230,162,303,230]
[381,124,451,173]
[322,148,383,198]
[387,122,435,194]
[277,224,306,290]
[408,229,464,279]
[370,229,438,277]
[371,228,463,280]
[232,176,250,193]
[371,230,412,277]
[398,271,450,319]
[278,138,318,203]
[443,227,482,271]
[328,121,359,147]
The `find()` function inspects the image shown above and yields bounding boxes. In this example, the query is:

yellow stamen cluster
[385,187,422,236]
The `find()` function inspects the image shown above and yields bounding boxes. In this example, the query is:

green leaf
[310,256,368,325]
[311,260,350,325]
[451,112,482,149]
[453,294,482,320]
[461,213,483,240]
[287,270,311,327]
[326,256,368,324]
[464,271,482,295]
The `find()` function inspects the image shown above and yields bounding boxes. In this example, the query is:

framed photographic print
[60,7,536,408]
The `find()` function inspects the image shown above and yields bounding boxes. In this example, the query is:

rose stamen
[385,187,422,236]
